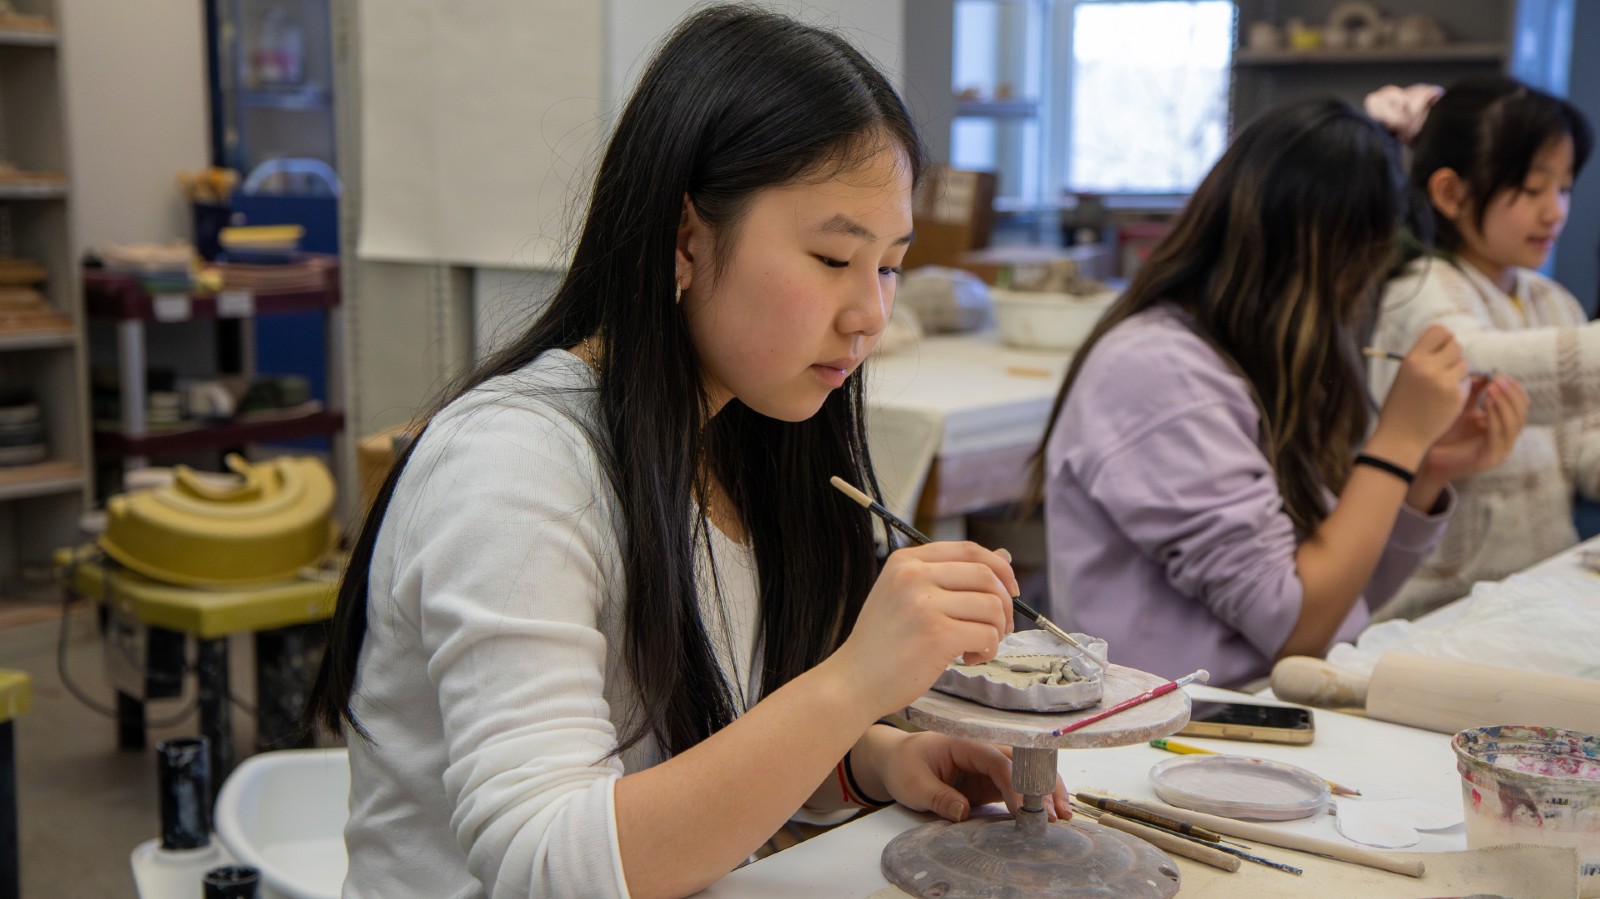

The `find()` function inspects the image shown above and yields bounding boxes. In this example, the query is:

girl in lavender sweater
[1033,99,1530,688]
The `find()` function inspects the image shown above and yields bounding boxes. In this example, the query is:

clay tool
[1116,795,1426,877]
[1051,669,1208,736]
[1085,809,1241,872]
[1075,791,1224,841]
[1361,346,1493,380]
[828,476,1110,670]
[1148,738,1362,796]
[1073,797,1302,874]
[1148,826,1303,875]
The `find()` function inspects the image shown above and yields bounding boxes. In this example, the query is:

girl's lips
[810,364,849,387]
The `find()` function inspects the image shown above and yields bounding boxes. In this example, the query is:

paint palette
[1150,754,1331,821]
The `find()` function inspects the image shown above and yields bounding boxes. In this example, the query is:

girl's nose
[843,278,890,337]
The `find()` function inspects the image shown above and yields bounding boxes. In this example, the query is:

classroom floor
[3,605,268,898]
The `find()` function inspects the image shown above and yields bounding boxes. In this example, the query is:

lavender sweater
[1042,305,1451,687]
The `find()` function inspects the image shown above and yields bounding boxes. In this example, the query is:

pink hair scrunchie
[1363,83,1445,144]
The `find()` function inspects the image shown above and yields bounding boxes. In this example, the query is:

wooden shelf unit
[0,1,90,583]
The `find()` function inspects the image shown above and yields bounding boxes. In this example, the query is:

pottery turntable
[883,652,1192,898]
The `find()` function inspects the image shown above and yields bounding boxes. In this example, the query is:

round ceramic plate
[1150,755,1331,821]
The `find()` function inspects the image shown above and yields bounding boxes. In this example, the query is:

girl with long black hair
[306,7,1066,898]
[1031,99,1529,689]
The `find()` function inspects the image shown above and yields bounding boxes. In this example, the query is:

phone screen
[1190,702,1313,731]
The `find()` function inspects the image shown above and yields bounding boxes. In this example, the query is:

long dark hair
[1406,74,1593,259]
[1029,99,1406,536]
[307,5,928,758]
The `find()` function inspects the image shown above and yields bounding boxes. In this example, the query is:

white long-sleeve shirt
[1370,256,1600,619]
[342,350,760,899]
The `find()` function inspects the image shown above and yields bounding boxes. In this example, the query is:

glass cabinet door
[209,0,336,190]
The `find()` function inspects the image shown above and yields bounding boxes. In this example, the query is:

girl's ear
[1427,168,1470,222]
[675,195,707,292]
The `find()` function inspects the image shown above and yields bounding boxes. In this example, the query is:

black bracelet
[1354,453,1415,485]
[842,749,895,808]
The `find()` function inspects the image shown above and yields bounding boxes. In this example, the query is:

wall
[56,0,210,253]
[1553,0,1600,314]
[344,0,907,445]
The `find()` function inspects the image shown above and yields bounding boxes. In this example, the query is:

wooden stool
[0,669,32,899]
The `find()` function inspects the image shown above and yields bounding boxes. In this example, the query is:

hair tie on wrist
[1355,452,1415,485]
[841,752,894,808]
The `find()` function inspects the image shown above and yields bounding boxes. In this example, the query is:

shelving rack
[83,265,344,471]
[0,2,90,584]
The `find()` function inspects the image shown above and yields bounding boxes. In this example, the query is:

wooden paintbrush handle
[1126,798,1425,877]
[1270,655,1370,708]
[1094,813,1240,872]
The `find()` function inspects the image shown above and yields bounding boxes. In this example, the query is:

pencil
[827,476,1111,670]
[1148,738,1363,797]
[1362,346,1493,380]
[1051,669,1208,736]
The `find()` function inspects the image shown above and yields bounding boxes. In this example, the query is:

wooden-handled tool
[1123,797,1424,877]
[1271,652,1600,735]
[1093,812,1241,872]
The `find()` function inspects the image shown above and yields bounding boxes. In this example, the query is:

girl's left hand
[1420,374,1530,482]
[874,732,1071,823]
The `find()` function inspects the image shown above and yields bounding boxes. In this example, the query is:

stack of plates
[0,393,46,467]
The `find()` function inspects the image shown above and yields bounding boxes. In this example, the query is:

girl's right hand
[830,542,1018,718]
[1371,325,1470,460]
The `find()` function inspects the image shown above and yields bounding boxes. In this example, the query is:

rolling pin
[1271,652,1600,735]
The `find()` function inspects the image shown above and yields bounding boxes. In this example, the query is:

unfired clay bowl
[933,631,1109,712]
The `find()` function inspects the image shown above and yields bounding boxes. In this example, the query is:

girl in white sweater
[1370,75,1595,619]
[306,7,1066,899]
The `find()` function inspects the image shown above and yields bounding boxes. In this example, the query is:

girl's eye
[817,256,849,269]
[879,266,904,277]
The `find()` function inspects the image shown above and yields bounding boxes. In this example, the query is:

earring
[674,271,684,305]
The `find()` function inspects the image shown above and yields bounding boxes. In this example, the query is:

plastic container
[1150,754,1331,821]
[1453,725,1600,897]
[989,287,1116,351]
[215,748,349,899]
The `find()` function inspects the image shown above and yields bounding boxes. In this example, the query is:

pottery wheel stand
[883,665,1192,898]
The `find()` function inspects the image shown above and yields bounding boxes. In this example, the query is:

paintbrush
[1361,346,1494,380]
[828,476,1111,670]
[1071,799,1302,875]
[1051,669,1209,736]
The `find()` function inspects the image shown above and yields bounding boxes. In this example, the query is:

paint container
[157,736,212,851]
[1452,725,1600,897]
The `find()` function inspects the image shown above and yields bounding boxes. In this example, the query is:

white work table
[864,330,1072,533]
[699,685,1464,898]
[700,537,1600,898]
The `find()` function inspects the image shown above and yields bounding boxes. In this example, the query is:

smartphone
[1178,701,1315,744]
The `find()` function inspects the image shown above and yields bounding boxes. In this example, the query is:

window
[946,0,1234,205]
[1066,1,1234,194]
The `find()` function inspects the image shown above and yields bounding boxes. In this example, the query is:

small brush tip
[1194,669,1210,683]
[829,475,873,508]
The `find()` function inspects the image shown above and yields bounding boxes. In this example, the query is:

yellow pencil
[1148,738,1362,797]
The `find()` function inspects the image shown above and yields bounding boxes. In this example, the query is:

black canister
[156,736,211,850]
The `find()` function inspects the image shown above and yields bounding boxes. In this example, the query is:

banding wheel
[882,665,1191,898]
